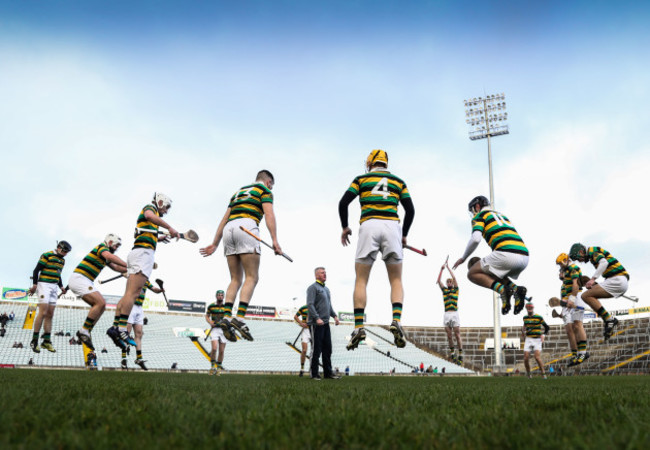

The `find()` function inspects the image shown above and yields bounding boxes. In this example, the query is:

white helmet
[104,233,122,249]
[153,192,172,211]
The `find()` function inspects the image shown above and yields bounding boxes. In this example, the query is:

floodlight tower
[463,93,509,373]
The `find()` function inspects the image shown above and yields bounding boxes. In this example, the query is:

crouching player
[206,290,231,375]
[522,302,550,379]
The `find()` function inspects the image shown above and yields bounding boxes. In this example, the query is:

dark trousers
[310,323,333,377]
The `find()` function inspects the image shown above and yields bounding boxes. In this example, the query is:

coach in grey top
[307,267,340,380]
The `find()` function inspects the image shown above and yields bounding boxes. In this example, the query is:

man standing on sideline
[293,304,311,377]
[452,195,529,316]
[522,302,550,379]
[205,290,230,375]
[28,240,71,353]
[339,149,415,350]
[437,260,463,365]
[307,267,340,380]
[200,170,283,342]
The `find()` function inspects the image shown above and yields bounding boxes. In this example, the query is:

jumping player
[555,253,589,365]
[109,192,179,348]
[68,234,127,352]
[293,304,311,376]
[437,260,463,365]
[126,279,163,371]
[200,170,283,342]
[338,149,415,350]
[452,195,529,315]
[522,302,550,379]
[567,243,627,340]
[28,240,71,353]
[205,290,229,375]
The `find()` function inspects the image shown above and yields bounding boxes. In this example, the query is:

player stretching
[293,304,311,376]
[205,290,229,375]
[68,234,127,353]
[555,253,589,366]
[339,149,415,350]
[437,261,463,365]
[452,196,529,315]
[126,280,163,370]
[28,241,71,353]
[568,243,628,340]
[200,170,283,342]
[522,302,549,379]
[108,193,178,348]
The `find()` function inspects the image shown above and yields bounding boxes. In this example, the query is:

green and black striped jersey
[206,302,225,324]
[471,209,528,256]
[134,204,160,251]
[37,251,66,284]
[587,247,628,279]
[295,305,309,322]
[441,287,459,312]
[227,183,273,225]
[560,264,582,300]
[347,170,410,224]
[523,314,548,338]
[74,243,111,282]
[135,280,154,306]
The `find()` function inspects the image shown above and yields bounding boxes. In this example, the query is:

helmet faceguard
[153,192,173,215]
[555,252,569,266]
[57,240,72,253]
[104,233,122,251]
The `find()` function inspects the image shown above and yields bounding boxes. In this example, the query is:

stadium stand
[4,300,646,375]
[0,302,475,375]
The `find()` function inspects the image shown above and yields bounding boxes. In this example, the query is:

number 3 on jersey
[237,188,253,200]
[371,177,390,199]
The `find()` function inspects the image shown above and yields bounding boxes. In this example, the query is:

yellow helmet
[555,253,569,265]
[366,149,388,171]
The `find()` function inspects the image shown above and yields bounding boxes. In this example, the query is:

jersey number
[237,188,253,200]
[371,178,390,199]
[490,211,508,226]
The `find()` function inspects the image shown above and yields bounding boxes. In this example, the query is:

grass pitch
[1,369,649,449]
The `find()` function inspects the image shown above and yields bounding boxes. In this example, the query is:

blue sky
[1,0,649,327]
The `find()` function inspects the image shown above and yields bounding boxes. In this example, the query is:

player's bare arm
[436,265,445,289]
[262,202,282,255]
[200,207,231,257]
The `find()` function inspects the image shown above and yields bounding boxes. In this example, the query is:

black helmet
[468,195,490,213]
[57,240,72,252]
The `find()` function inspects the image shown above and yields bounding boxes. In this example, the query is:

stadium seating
[0,302,475,375]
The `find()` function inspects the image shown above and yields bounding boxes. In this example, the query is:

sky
[1,0,649,328]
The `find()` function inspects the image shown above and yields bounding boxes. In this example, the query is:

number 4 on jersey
[371,177,389,199]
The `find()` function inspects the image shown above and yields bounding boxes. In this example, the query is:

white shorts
[68,273,98,298]
[480,251,529,280]
[355,219,403,264]
[223,218,261,256]
[210,326,228,344]
[561,307,574,326]
[524,337,542,353]
[569,292,587,323]
[37,282,59,305]
[443,311,460,328]
[128,304,145,326]
[599,276,629,298]
[300,327,311,344]
[127,248,155,279]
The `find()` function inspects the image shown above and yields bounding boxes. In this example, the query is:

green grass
[1,370,649,449]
